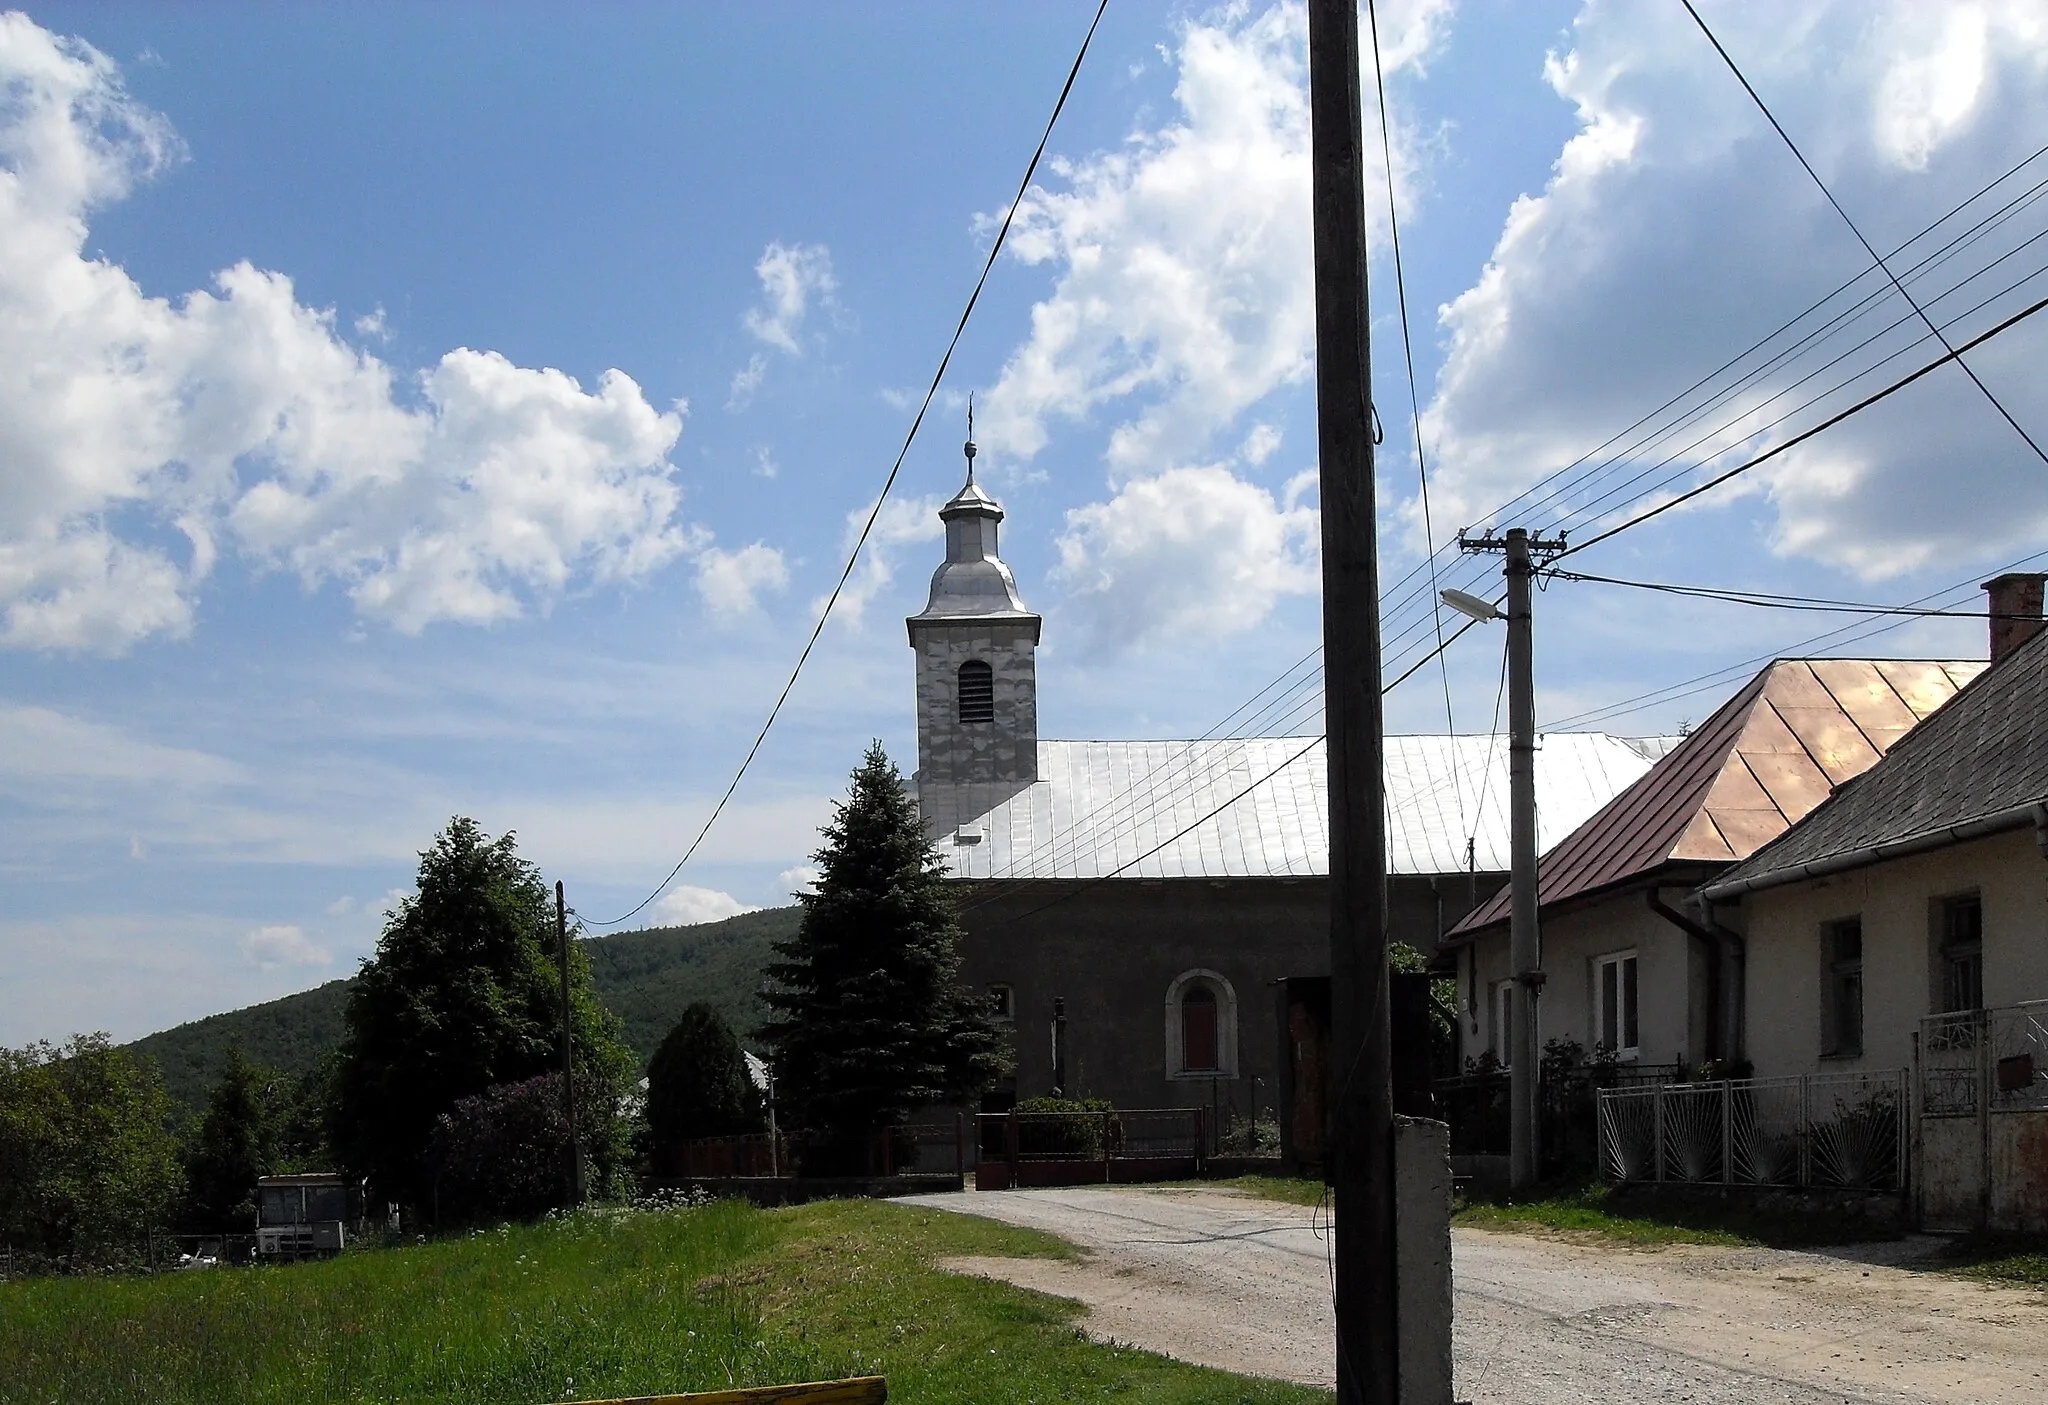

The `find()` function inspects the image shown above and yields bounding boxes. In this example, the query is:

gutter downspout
[1646,889,1722,1067]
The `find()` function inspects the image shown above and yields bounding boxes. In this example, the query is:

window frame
[1821,916,1865,1059]
[1593,949,1641,1060]
[987,983,1014,1022]
[1163,969,1239,1079]
[1935,893,1984,1014]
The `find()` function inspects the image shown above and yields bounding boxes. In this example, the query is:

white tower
[906,422,1040,788]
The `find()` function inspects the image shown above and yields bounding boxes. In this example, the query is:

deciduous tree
[329,817,632,1210]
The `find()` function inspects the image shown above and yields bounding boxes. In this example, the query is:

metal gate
[1917,999,2048,1231]
[1598,1070,1906,1191]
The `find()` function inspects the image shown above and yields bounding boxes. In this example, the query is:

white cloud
[0,15,696,652]
[819,492,945,627]
[1420,0,2048,579]
[651,884,758,927]
[751,445,780,479]
[695,541,789,622]
[239,923,330,969]
[978,1,1449,480]
[727,353,768,409]
[0,705,243,788]
[1238,422,1283,466]
[777,864,820,897]
[743,241,836,355]
[1054,464,1319,651]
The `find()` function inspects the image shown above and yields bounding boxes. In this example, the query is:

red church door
[1182,986,1219,1071]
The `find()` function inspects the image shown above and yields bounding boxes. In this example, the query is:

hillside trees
[761,744,1003,1157]
[0,1035,181,1260]
[330,817,632,1211]
[645,1002,763,1151]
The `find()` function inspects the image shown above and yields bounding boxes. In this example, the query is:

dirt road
[903,1184,2048,1404]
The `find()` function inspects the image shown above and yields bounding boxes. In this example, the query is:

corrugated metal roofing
[1710,631,2048,890]
[1448,657,1982,937]
[920,733,1670,882]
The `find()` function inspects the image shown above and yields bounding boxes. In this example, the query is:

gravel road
[902,1184,2048,1404]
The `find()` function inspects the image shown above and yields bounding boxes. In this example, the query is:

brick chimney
[1983,572,2046,665]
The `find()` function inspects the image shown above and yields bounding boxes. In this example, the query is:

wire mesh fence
[1599,1069,1906,1191]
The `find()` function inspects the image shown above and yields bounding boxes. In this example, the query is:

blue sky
[7,1,2048,1045]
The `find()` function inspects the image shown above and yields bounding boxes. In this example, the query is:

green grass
[0,1197,1328,1405]
[1203,1175,1328,1209]
[1935,1233,2048,1289]
[1450,1183,1902,1249]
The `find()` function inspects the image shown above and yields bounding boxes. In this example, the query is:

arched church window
[957,660,994,724]
[1181,986,1219,1072]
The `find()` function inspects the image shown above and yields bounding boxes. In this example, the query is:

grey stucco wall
[1737,827,2048,1079]
[911,619,1038,785]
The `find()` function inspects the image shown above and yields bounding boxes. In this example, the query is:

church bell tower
[906,416,1041,788]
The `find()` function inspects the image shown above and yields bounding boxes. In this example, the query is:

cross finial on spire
[964,394,977,483]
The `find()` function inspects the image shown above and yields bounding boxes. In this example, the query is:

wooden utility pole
[1308,0,1395,1398]
[556,880,583,1208]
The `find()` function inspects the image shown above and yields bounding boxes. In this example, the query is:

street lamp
[1439,588,1502,623]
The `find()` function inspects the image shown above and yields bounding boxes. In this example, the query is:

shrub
[426,1071,625,1225]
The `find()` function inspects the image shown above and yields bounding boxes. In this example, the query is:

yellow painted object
[572,1377,886,1405]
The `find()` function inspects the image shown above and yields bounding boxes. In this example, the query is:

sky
[7,1,2048,1045]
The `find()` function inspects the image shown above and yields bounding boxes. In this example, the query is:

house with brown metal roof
[1442,626,1994,1076]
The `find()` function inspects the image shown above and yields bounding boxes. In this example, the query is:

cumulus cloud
[978,0,1448,481]
[651,884,758,927]
[1055,464,1319,651]
[729,241,835,407]
[777,864,820,897]
[820,493,945,626]
[695,541,789,622]
[0,16,696,652]
[240,923,330,969]
[1421,0,2048,579]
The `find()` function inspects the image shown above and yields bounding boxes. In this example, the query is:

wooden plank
[573,1376,886,1405]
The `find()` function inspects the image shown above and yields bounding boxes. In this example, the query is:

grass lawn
[1935,1233,2048,1290]
[0,1198,1329,1405]
[1201,1175,1327,1209]
[1450,1183,1903,1249]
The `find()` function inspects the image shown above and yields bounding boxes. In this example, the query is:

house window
[1823,918,1864,1058]
[1491,980,1516,1066]
[987,984,1014,1021]
[1938,895,1983,1014]
[957,660,994,724]
[1181,987,1219,1071]
[1595,951,1640,1059]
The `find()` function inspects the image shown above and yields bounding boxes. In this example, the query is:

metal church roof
[919,733,1673,882]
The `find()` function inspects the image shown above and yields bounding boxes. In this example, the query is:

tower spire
[964,394,978,485]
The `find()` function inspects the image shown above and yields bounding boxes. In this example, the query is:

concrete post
[1506,529,1542,1190]
[1394,1117,1454,1405]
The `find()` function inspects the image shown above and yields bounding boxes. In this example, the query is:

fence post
[1103,1109,1113,1184]
[1007,1108,1020,1190]
[1798,1074,1811,1190]
[1720,1080,1733,1187]
[956,1111,965,1182]
[1195,1105,1208,1175]
[1654,1084,1666,1184]
[1894,1067,1908,1198]
[1977,1013,1993,1230]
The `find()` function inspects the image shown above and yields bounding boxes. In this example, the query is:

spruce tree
[761,743,1004,1148]
[645,1002,763,1149]
[182,1043,275,1231]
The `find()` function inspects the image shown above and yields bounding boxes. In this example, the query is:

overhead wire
[1680,0,2048,470]
[1545,569,2046,619]
[583,0,1111,927]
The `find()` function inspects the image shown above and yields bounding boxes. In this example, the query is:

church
[908,437,1672,1124]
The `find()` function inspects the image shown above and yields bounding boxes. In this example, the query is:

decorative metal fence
[1437,1060,1684,1177]
[1917,1000,2048,1231]
[1599,1069,1906,1191]
[975,1107,1206,1189]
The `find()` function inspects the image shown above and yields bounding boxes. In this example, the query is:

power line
[1545,568,2040,619]
[1552,289,2048,563]
[1681,0,2048,470]
[1365,0,1462,827]
[585,0,1111,928]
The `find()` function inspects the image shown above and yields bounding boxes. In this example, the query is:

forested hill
[123,905,799,1116]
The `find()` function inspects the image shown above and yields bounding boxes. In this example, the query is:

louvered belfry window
[957,660,995,723]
